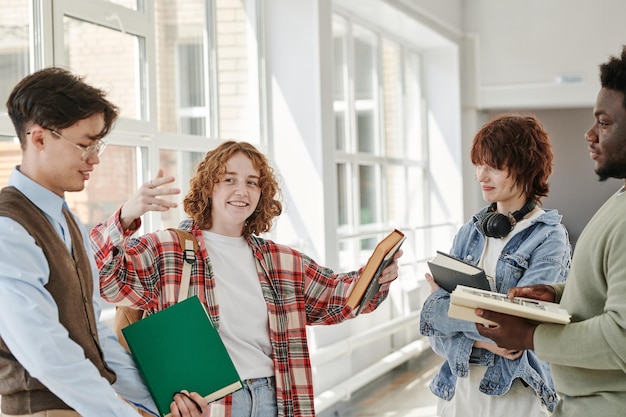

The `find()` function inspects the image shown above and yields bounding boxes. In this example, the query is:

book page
[449,285,570,324]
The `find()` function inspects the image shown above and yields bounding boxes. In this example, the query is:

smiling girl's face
[208,152,262,237]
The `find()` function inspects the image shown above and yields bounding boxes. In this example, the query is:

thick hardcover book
[347,229,406,315]
[427,251,491,293]
[122,296,243,417]
[448,285,571,325]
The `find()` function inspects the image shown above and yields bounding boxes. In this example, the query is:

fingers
[171,390,207,417]
[142,174,181,211]
[119,172,181,229]
[187,391,207,414]
[424,273,440,292]
[507,284,556,302]
[145,169,175,191]
[475,308,536,351]
[379,263,399,284]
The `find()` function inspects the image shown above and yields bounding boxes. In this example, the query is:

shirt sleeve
[80,218,157,415]
[0,217,144,417]
[90,208,157,308]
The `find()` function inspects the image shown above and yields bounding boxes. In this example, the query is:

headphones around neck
[478,200,537,239]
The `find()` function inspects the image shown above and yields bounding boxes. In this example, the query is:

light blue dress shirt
[0,167,157,416]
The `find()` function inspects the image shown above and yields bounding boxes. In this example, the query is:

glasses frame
[47,128,108,160]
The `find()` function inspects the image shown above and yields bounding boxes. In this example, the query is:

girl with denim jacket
[420,114,571,417]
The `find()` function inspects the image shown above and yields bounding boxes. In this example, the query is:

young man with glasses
[0,67,206,417]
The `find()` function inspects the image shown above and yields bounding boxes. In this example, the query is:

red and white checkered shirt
[90,209,388,417]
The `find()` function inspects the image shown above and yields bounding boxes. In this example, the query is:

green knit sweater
[535,188,626,417]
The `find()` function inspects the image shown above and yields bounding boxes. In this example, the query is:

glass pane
[177,42,207,135]
[62,16,145,120]
[334,112,346,150]
[158,149,206,229]
[338,238,352,271]
[356,110,375,152]
[407,166,425,226]
[337,163,349,227]
[155,1,207,134]
[216,0,259,141]
[66,145,146,230]
[386,164,406,225]
[0,135,21,188]
[359,164,380,225]
[405,51,424,160]
[382,40,403,158]
[155,0,260,141]
[359,236,377,264]
[0,0,30,112]
[333,17,348,151]
[353,25,378,154]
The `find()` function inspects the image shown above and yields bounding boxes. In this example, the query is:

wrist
[119,208,140,231]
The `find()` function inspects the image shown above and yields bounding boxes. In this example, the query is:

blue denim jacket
[420,207,571,411]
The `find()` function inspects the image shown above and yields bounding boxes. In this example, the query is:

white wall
[465,0,626,109]
[460,0,626,245]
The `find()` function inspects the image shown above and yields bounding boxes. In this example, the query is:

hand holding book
[449,285,570,326]
[346,229,406,315]
[427,251,491,292]
[475,307,541,351]
[507,283,558,303]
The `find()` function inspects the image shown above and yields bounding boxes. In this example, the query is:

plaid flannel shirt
[90,209,389,417]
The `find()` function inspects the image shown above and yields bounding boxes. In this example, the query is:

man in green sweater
[475,46,626,417]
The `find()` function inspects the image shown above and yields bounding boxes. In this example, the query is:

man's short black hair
[599,45,626,109]
[6,67,119,147]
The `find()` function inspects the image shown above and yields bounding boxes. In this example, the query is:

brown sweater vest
[0,186,116,414]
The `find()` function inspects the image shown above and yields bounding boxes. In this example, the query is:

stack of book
[427,251,570,325]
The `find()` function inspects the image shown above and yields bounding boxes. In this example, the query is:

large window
[0,0,30,112]
[332,14,428,290]
[155,0,261,140]
[0,0,261,232]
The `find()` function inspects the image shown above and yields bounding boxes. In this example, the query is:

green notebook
[122,296,243,417]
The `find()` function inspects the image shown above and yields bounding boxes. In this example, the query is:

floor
[318,350,443,417]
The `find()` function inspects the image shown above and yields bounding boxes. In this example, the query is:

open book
[347,229,406,315]
[448,285,571,326]
[427,251,491,292]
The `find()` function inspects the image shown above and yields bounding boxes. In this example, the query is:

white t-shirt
[479,209,544,291]
[202,231,274,380]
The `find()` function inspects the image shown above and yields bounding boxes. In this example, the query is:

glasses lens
[85,140,107,158]
[96,140,107,156]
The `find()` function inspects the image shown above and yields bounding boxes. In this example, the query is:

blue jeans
[231,377,277,417]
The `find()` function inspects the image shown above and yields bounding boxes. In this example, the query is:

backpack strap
[168,228,198,302]
[116,228,199,352]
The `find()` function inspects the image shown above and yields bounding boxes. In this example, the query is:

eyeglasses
[48,129,108,161]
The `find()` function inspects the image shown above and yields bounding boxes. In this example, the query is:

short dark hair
[599,45,626,109]
[6,67,119,147]
[470,114,553,203]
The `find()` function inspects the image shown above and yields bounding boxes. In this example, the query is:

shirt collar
[8,166,67,226]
